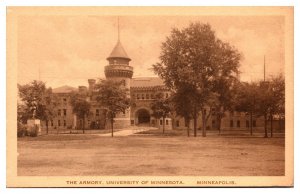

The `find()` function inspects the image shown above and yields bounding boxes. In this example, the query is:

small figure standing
[31,97,38,119]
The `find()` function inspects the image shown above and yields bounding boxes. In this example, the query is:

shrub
[17,122,27,137]
[27,125,39,137]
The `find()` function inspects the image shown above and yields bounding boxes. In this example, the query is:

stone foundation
[27,119,42,135]
[105,118,131,129]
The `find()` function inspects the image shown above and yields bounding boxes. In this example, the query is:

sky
[17,15,285,88]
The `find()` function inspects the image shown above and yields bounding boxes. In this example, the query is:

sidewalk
[96,126,157,137]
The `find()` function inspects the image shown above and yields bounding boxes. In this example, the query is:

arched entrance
[136,109,150,125]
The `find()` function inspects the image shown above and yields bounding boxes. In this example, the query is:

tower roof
[107,41,131,61]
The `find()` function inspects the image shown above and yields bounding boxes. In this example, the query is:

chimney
[78,86,87,94]
[88,79,96,92]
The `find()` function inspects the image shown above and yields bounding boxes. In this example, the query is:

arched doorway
[136,109,150,125]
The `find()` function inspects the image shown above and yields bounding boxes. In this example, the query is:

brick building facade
[47,38,284,133]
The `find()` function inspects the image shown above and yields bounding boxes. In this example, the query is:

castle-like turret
[104,25,133,128]
[104,40,133,82]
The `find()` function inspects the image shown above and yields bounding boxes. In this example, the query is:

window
[230,120,233,127]
[212,120,215,126]
[64,120,66,127]
[176,120,180,127]
[137,94,140,100]
[151,94,154,99]
[51,120,53,126]
[63,98,67,102]
[160,120,163,125]
[58,109,61,116]
[246,120,249,128]
[212,108,216,116]
[96,109,99,116]
[146,94,149,99]
[166,120,169,125]
[253,120,256,127]
[58,120,61,126]
[131,120,134,125]
[237,120,240,128]
[142,94,145,100]
[63,109,67,116]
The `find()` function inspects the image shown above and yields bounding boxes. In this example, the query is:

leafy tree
[17,102,30,124]
[18,80,57,134]
[235,81,260,136]
[150,92,171,134]
[213,76,239,134]
[70,92,91,134]
[170,86,194,136]
[18,80,47,120]
[94,80,131,137]
[267,74,285,137]
[256,81,274,138]
[153,22,241,137]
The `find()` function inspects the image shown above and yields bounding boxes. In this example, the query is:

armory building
[48,38,283,133]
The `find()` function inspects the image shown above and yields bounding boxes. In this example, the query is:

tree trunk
[162,117,165,134]
[270,114,273,138]
[46,120,49,135]
[82,118,85,134]
[250,111,253,136]
[279,116,282,131]
[264,114,268,138]
[202,110,206,137]
[111,118,114,137]
[193,109,197,137]
[217,115,222,135]
[185,117,190,137]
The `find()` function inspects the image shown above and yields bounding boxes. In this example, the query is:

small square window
[176,120,180,127]
[253,120,256,127]
[237,120,240,128]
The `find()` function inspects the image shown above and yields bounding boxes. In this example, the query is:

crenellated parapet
[104,64,133,78]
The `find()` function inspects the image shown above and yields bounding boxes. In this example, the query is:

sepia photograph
[6,6,294,187]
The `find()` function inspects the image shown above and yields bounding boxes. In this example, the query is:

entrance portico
[135,108,151,125]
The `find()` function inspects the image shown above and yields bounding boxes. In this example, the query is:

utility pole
[117,16,120,42]
[263,55,268,138]
[264,55,266,82]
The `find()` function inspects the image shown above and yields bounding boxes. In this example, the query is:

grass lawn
[17,131,285,176]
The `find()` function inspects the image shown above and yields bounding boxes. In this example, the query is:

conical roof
[107,41,131,61]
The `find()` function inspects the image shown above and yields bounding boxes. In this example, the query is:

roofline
[106,56,131,61]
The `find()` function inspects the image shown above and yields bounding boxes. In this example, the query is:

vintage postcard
[6,6,294,187]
